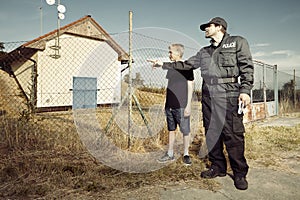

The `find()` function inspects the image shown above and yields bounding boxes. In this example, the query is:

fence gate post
[263,63,267,118]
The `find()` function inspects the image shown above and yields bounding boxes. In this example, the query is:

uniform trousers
[202,95,249,177]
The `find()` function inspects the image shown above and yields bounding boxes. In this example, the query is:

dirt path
[256,114,300,127]
[159,164,300,200]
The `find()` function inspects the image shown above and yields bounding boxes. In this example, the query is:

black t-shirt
[165,64,194,109]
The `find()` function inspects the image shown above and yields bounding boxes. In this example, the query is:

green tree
[0,42,7,58]
[0,42,4,51]
[281,80,294,101]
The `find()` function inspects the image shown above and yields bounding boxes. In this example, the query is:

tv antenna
[43,0,67,59]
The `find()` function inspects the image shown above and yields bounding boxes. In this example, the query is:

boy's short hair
[169,44,184,58]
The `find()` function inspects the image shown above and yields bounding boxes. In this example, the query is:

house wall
[12,53,38,102]
[36,34,121,108]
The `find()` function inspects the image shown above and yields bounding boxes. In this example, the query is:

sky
[0,0,300,76]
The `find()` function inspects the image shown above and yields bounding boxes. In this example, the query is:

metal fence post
[263,63,267,118]
[274,65,279,115]
[294,69,297,109]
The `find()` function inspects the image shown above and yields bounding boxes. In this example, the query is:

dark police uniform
[162,32,254,178]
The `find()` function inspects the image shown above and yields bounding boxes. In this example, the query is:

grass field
[0,107,299,199]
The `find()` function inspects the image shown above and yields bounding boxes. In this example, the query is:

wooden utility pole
[128,11,133,148]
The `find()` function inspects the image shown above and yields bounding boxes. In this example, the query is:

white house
[0,15,129,111]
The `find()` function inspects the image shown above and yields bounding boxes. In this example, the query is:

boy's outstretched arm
[147,59,194,70]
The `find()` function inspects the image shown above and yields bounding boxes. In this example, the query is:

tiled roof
[6,15,129,62]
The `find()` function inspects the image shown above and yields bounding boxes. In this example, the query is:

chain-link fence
[252,60,300,116]
[1,32,299,117]
[0,32,202,172]
[1,29,300,174]
[1,33,300,119]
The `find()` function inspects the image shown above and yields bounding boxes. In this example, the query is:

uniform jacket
[162,33,254,97]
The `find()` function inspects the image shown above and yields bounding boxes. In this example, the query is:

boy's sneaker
[157,152,175,163]
[183,155,192,166]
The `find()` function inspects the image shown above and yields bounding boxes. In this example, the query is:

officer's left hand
[239,93,251,106]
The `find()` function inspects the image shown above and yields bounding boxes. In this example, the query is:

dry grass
[1,109,299,199]
[279,95,300,114]
[0,78,299,199]
[0,70,28,118]
[0,106,213,200]
[245,115,300,171]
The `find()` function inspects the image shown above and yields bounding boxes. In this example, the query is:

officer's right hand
[239,93,251,106]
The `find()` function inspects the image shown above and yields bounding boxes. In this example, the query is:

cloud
[271,50,294,57]
[251,43,270,58]
[251,43,270,47]
[279,13,300,23]
[255,51,300,76]
[252,51,266,57]
[252,49,300,76]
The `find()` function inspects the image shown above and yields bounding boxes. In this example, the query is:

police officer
[151,17,254,190]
